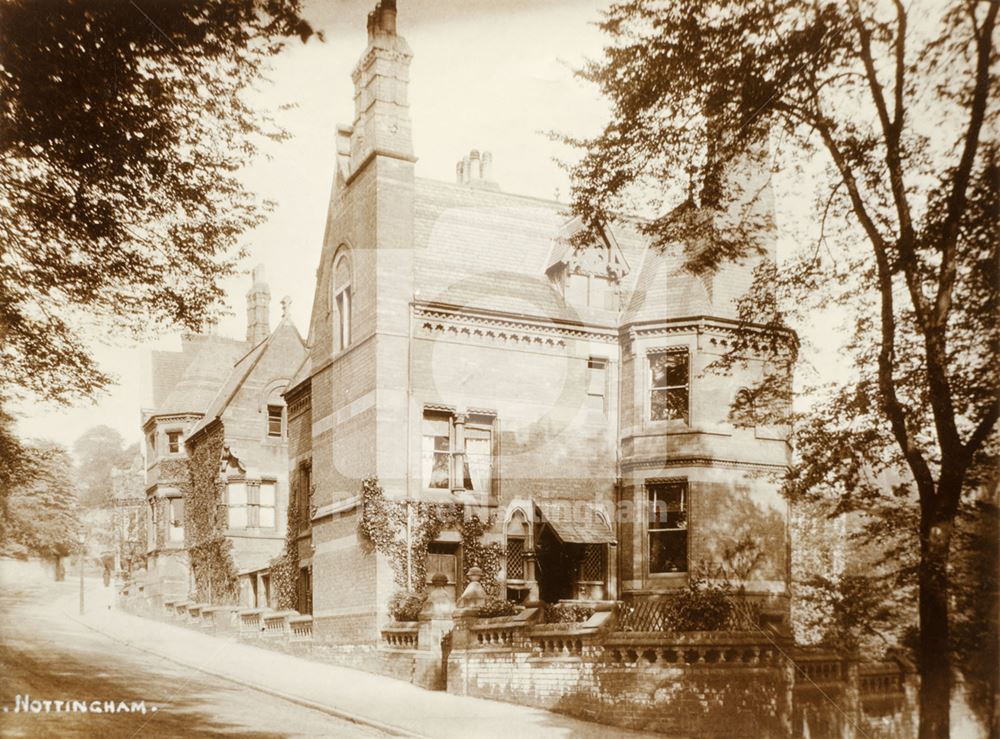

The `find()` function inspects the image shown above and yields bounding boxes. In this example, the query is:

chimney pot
[379,0,397,34]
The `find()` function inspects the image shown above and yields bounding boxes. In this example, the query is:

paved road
[0,577,385,738]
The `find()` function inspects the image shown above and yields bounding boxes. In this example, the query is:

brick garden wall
[447,626,793,738]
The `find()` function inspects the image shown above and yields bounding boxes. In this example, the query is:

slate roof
[621,246,713,324]
[187,318,306,439]
[155,335,251,416]
[411,179,650,324]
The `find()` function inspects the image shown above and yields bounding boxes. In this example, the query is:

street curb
[65,607,423,738]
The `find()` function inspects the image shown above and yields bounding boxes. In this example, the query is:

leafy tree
[0,441,80,560]
[0,0,315,405]
[73,425,138,508]
[0,402,33,546]
[567,2,997,737]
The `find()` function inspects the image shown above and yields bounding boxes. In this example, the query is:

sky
[12,0,846,452]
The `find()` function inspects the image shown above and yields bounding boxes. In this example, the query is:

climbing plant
[359,476,504,598]
[270,463,308,610]
[186,429,240,604]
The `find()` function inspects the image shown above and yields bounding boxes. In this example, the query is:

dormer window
[558,272,616,310]
[546,218,627,311]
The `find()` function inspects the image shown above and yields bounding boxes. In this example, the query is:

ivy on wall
[186,428,240,604]
[154,458,190,550]
[269,463,304,610]
[359,476,504,599]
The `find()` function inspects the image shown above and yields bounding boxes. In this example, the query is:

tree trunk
[918,508,954,739]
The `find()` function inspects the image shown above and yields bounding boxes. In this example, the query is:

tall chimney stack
[350,0,413,173]
[246,264,271,345]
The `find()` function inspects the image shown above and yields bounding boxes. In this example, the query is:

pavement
[4,568,659,738]
[0,575,383,738]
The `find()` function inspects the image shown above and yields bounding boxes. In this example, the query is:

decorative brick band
[622,457,788,473]
[413,302,619,349]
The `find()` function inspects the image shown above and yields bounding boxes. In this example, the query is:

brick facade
[287,0,793,647]
[139,270,305,609]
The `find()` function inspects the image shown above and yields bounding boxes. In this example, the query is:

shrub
[544,602,595,623]
[478,598,519,618]
[388,590,426,622]
[665,578,732,631]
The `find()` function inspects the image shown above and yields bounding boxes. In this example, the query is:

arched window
[333,251,352,351]
[505,508,529,588]
[733,387,756,427]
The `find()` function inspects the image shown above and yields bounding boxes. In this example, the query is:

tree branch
[935,0,998,327]
[776,90,936,502]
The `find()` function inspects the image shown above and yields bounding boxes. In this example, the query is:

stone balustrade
[859,661,906,696]
[381,622,419,649]
[288,614,313,642]
[186,602,210,623]
[201,605,240,633]
[237,607,268,635]
[174,600,194,619]
[471,619,529,648]
[119,591,917,738]
[262,610,298,638]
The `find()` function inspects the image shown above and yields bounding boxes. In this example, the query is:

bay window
[648,481,687,574]
[168,497,185,542]
[649,349,689,422]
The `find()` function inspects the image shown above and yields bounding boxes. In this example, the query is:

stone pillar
[523,550,539,601]
[415,573,455,690]
[451,413,467,494]
[449,567,485,652]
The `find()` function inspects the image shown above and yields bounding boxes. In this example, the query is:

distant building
[110,452,146,574]
[141,267,306,607]
[283,1,791,646]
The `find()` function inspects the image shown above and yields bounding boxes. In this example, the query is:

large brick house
[284,0,791,645]
[141,267,306,607]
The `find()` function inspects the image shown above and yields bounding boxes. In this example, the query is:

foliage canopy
[0,0,315,404]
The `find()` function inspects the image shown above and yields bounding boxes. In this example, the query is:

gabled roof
[186,318,306,440]
[286,353,313,396]
[545,216,630,281]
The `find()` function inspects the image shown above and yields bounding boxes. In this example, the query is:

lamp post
[77,531,86,615]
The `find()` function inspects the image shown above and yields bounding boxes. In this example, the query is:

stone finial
[280,296,292,319]
[456,566,487,609]
[419,573,455,620]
